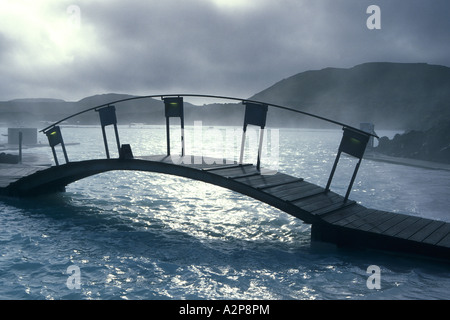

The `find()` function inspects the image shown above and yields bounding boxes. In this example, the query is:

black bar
[101,126,110,159]
[45,126,69,165]
[166,117,170,156]
[256,128,264,171]
[61,140,69,163]
[239,125,247,164]
[51,146,59,166]
[326,150,341,192]
[257,178,304,190]
[18,131,23,164]
[345,158,362,202]
[181,114,185,157]
[114,124,121,156]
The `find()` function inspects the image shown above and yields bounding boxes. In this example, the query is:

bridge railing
[40,94,378,201]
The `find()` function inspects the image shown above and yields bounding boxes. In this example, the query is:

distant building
[360,123,376,148]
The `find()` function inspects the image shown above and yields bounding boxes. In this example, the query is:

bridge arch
[7,93,450,260]
[7,93,380,224]
[8,157,321,223]
[36,93,377,201]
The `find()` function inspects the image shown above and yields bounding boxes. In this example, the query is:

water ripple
[1,127,449,300]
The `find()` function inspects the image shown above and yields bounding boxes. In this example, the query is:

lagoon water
[0,126,449,300]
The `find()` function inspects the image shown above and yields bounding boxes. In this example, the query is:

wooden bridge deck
[1,154,449,261]
[0,153,52,188]
[175,157,450,260]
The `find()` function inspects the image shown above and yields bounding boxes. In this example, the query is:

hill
[0,93,165,127]
[0,93,243,128]
[1,62,449,131]
[373,120,450,164]
[251,62,450,130]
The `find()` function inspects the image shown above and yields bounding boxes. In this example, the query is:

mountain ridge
[1,62,449,130]
[250,62,450,130]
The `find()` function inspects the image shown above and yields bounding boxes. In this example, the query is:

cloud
[0,0,449,101]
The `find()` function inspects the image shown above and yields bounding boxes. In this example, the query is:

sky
[1,0,449,102]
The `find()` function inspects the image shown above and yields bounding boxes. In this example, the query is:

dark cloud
[1,0,449,101]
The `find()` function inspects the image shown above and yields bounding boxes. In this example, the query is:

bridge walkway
[1,93,449,262]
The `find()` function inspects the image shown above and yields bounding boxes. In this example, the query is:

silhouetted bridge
[2,94,449,261]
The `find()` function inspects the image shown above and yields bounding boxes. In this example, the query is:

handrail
[40,92,378,201]
[40,93,379,139]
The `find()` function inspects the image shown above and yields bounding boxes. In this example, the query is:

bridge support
[97,105,121,159]
[163,97,185,157]
[326,127,370,202]
[44,126,69,166]
[240,101,268,171]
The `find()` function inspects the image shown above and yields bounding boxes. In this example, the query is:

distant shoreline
[364,151,450,171]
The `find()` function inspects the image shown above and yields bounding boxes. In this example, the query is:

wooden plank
[235,173,300,189]
[228,172,261,179]
[0,157,52,192]
[422,223,450,245]
[268,183,323,201]
[322,204,367,224]
[395,218,434,240]
[270,181,318,195]
[322,205,370,224]
[382,216,421,237]
[257,178,304,190]
[291,192,351,215]
[336,208,378,227]
[408,220,446,242]
[283,187,325,202]
[259,179,307,192]
[286,187,325,202]
[209,165,259,177]
[436,232,450,248]
[234,171,291,182]
[311,200,356,216]
[264,180,315,196]
[250,174,306,189]
[202,163,253,171]
[346,211,396,232]
[292,191,341,208]
[366,213,408,234]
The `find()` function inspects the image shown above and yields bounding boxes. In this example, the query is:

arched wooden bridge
[2,94,449,261]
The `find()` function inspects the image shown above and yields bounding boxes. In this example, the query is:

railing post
[326,127,370,202]
[18,131,23,164]
[240,101,268,171]
[345,157,363,201]
[257,128,265,171]
[44,126,69,166]
[96,105,121,159]
[166,117,171,156]
[325,150,341,192]
[239,126,246,165]
[101,125,110,159]
[163,97,184,157]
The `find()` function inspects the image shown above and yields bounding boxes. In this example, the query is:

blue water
[0,126,449,300]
